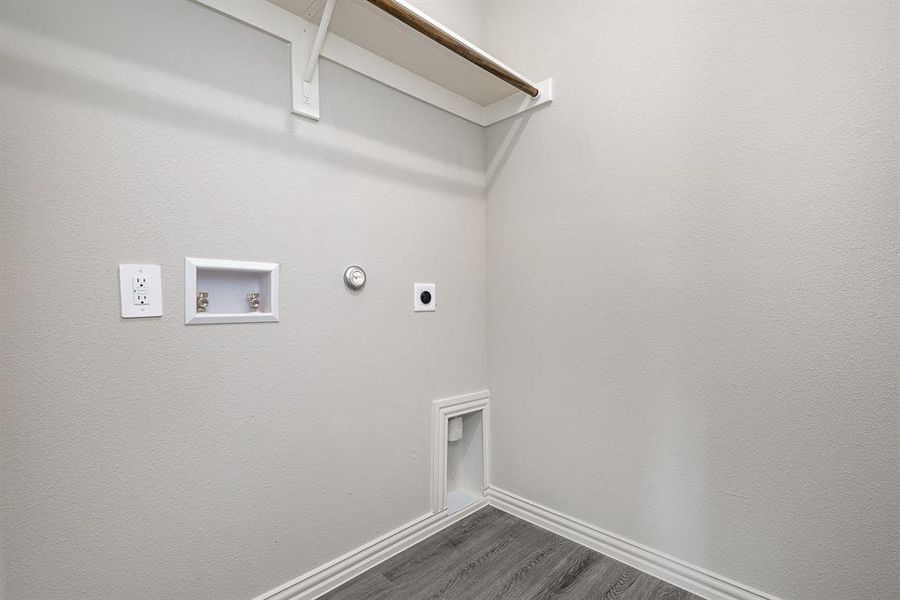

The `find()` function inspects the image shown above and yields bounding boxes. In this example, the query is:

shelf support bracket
[293,0,337,120]
[193,0,328,120]
[303,0,336,85]
[300,0,336,108]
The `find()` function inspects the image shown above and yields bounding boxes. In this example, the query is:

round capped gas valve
[344,265,367,291]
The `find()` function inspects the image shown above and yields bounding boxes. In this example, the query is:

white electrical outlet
[119,264,162,318]
[414,283,436,312]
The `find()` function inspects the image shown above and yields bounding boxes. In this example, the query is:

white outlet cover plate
[119,264,162,318]
[414,283,436,312]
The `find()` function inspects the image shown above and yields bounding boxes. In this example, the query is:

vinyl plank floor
[319,506,702,600]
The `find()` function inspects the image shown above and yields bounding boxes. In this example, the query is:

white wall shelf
[193,0,551,126]
[184,258,279,325]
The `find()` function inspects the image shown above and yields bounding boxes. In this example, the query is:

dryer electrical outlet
[414,283,436,312]
[119,264,163,318]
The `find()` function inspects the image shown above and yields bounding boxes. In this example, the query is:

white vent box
[446,410,485,513]
[432,391,491,515]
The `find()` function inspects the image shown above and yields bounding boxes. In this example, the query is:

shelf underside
[269,0,523,106]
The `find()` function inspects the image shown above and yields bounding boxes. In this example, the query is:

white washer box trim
[184,257,279,325]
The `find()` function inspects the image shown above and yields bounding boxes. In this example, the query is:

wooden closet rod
[364,0,540,98]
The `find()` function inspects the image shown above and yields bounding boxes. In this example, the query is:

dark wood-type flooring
[320,506,702,600]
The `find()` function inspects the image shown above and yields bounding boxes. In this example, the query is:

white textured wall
[3,2,899,600]
[483,2,899,600]
[409,0,484,46]
[0,1,487,598]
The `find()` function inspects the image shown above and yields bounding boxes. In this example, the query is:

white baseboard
[485,486,781,600]
[251,485,780,600]
[254,498,488,600]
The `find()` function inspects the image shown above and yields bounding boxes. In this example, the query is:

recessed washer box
[184,258,279,325]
